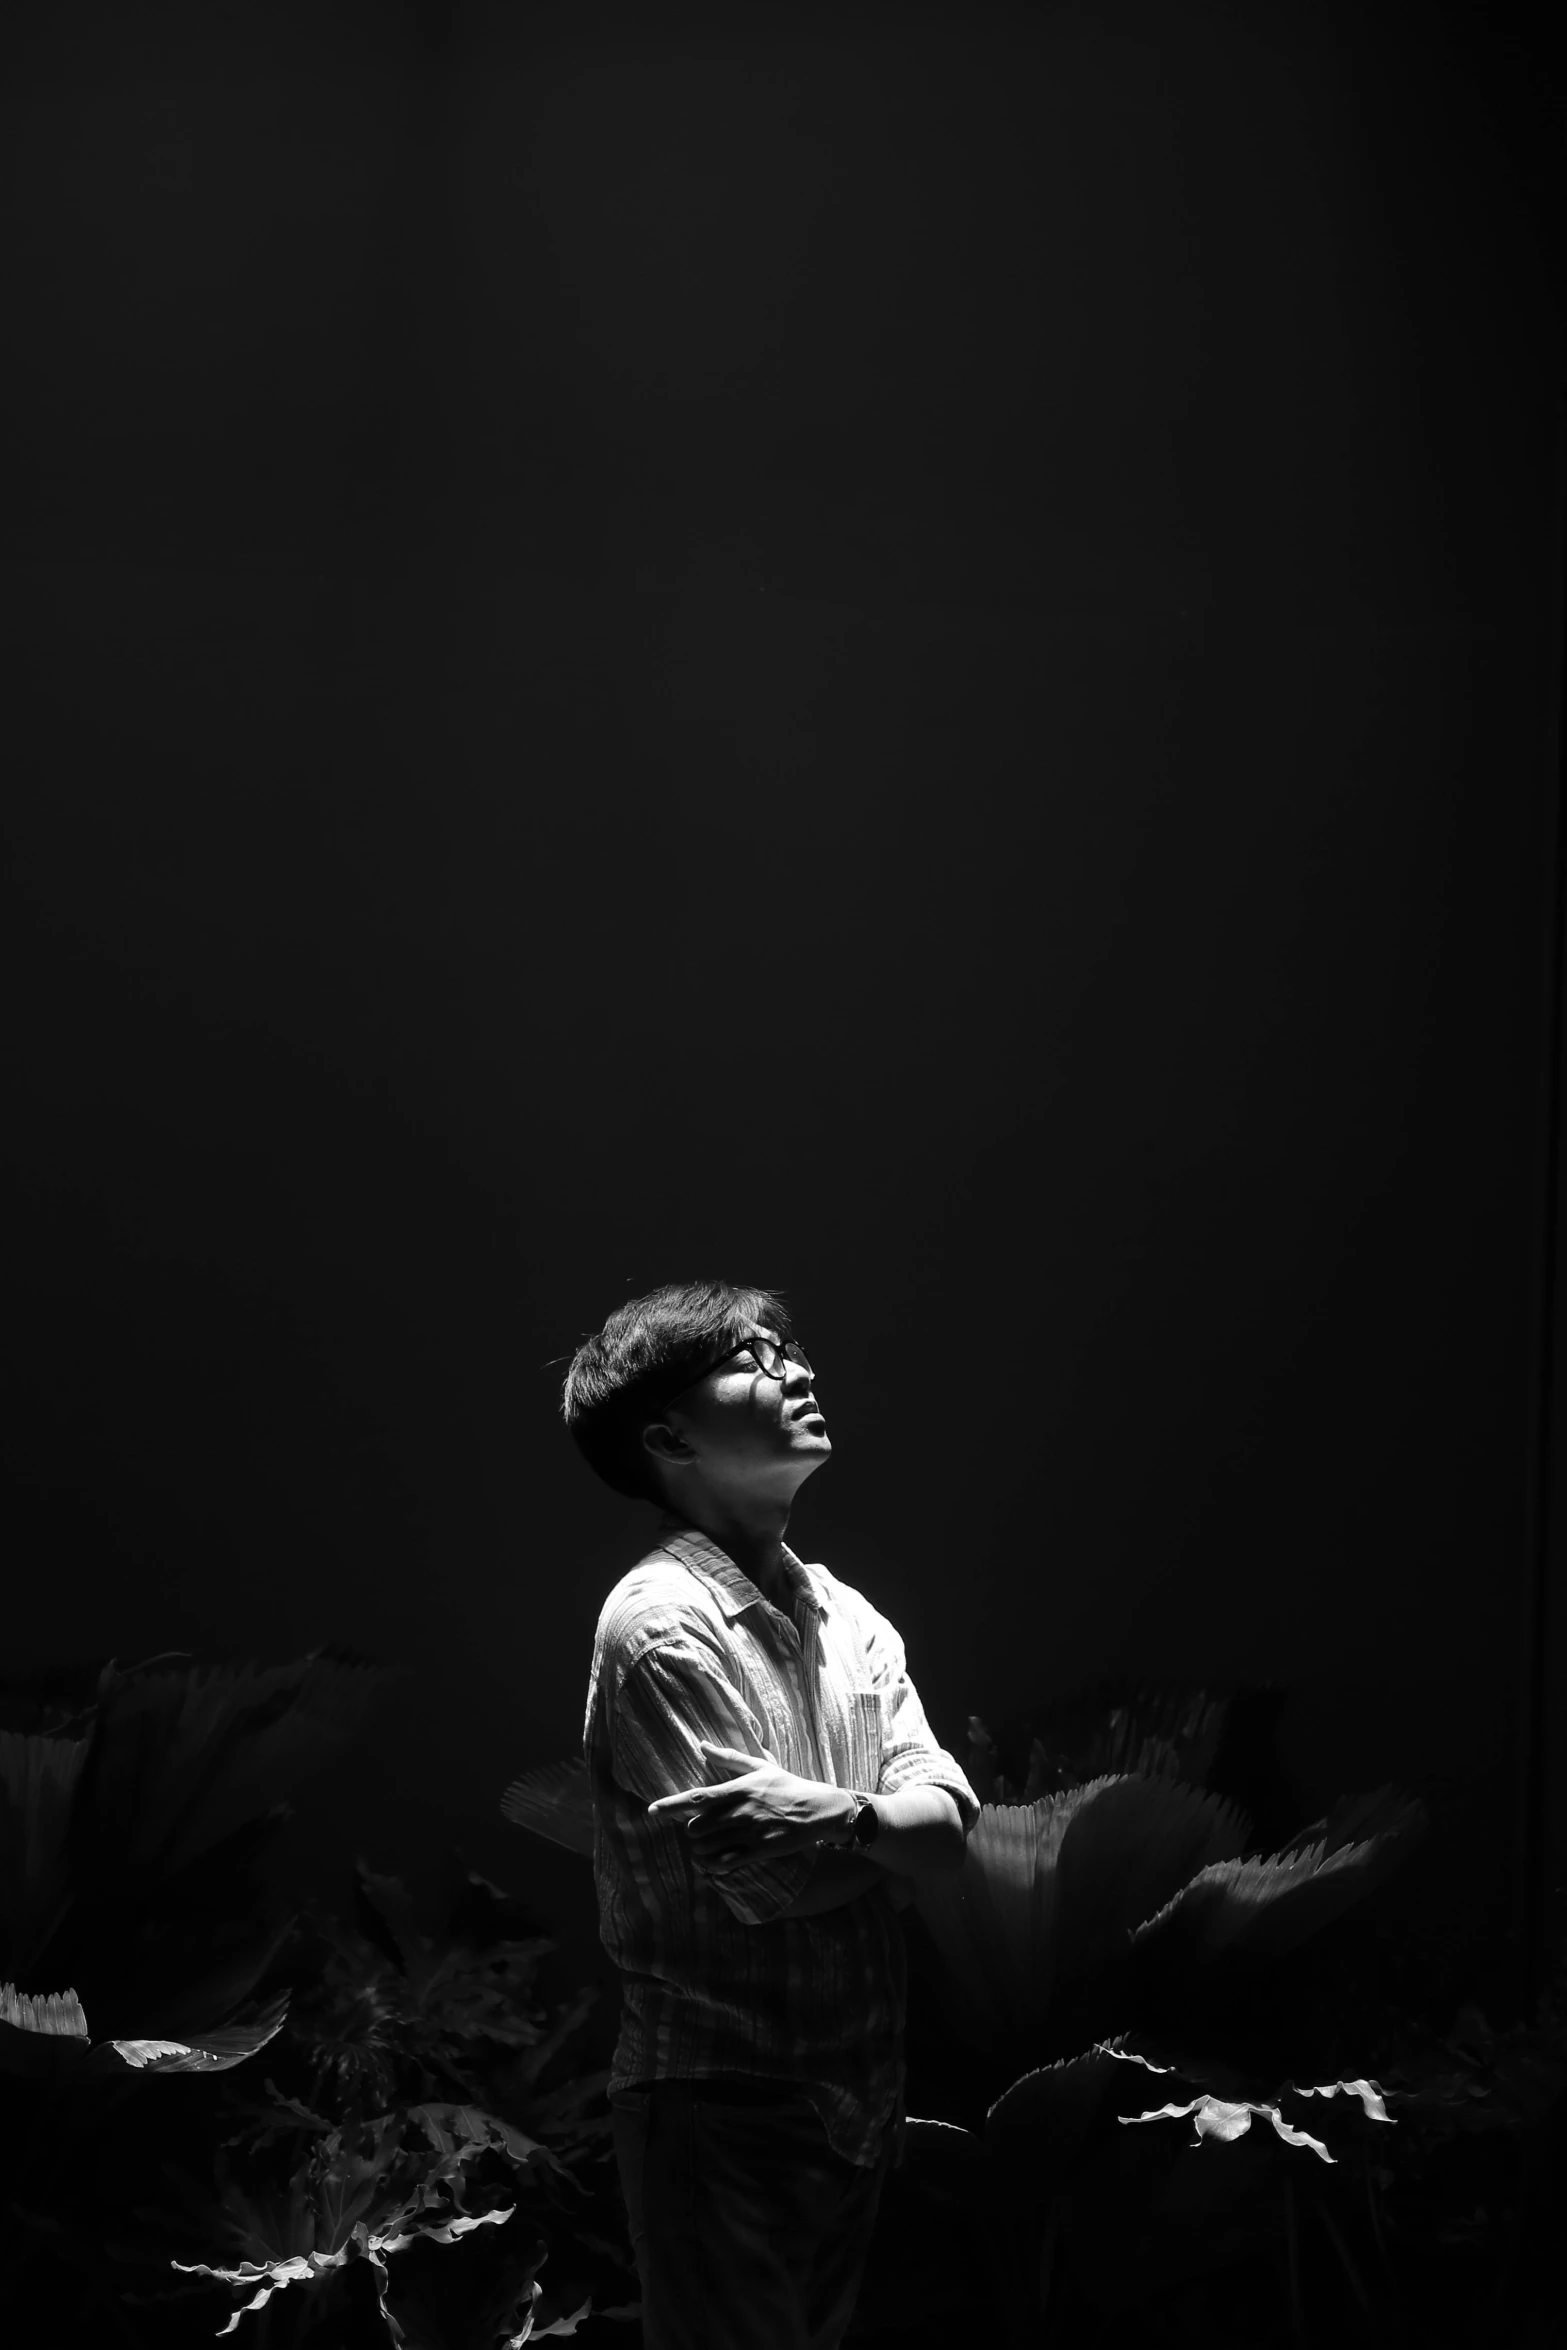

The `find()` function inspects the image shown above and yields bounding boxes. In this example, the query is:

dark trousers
[609,2079,894,2350]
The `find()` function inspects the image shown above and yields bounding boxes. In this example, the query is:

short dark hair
[561,1279,794,1500]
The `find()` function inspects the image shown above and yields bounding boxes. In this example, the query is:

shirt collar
[653,1514,828,1624]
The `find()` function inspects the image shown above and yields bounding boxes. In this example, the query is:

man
[563,1280,979,2350]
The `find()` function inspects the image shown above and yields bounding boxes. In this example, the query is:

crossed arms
[610,1630,971,1927]
[649,1740,964,1916]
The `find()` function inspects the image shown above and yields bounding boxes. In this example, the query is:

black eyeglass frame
[660,1334,813,1407]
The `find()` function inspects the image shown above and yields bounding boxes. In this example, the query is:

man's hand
[647,1742,852,1877]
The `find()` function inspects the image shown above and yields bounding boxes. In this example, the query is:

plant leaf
[1122,2094,1335,2161]
[500,1761,596,1858]
[1266,2110,1334,2160]
[1283,2077,1394,2123]
[910,1796,1074,2048]
[379,2203,517,2258]
[0,1979,93,2077]
[1271,1787,1413,1861]
[1050,1774,1251,1983]
[105,1989,290,2075]
[111,2038,203,2069]
[405,2101,564,2176]
[0,1980,90,2037]
[0,1730,91,1976]
[67,1648,393,1892]
[983,2039,1178,2183]
[1129,1789,1426,1966]
[903,2116,983,2151]
[126,1905,299,2042]
[171,2245,352,2334]
[911,1774,1250,2053]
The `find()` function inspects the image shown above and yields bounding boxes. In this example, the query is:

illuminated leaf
[108,1993,289,2074]
[0,1979,93,2077]
[0,1981,89,2039]
[111,2037,198,2068]
[1285,2077,1394,2123]
[1122,2093,1334,2161]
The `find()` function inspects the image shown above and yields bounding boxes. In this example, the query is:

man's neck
[664,1491,795,1609]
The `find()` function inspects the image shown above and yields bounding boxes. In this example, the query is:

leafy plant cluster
[862,1686,1566,2347]
[0,1649,639,2349]
[145,1862,641,2347]
[12,1643,1563,2349]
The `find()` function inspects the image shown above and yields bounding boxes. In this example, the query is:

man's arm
[661,1743,968,1890]
[826,1784,966,1877]
[774,1847,917,1919]
[614,1646,818,1925]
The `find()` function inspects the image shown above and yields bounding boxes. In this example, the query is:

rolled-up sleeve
[612,1637,815,1927]
[863,1610,981,1837]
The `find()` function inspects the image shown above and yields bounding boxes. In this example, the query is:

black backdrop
[2,0,1563,1996]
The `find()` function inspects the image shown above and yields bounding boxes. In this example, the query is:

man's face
[647,1324,831,1496]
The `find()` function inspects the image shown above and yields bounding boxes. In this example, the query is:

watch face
[854,1799,878,1847]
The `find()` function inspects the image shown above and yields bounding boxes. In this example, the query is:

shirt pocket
[849,1686,886,1792]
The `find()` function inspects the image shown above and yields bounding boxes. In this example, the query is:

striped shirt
[582,1516,979,2170]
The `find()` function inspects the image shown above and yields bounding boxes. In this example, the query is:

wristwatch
[837,1793,879,1851]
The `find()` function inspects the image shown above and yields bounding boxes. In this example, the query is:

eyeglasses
[665,1334,813,1403]
[708,1335,812,1382]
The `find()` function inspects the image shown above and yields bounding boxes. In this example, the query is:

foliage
[901,1739,1424,2107]
[169,2102,560,2344]
[0,1644,389,2039]
[0,1646,639,2347]
[131,1862,642,2346]
[856,1682,1438,2346]
[0,1645,393,2338]
[1,1973,289,2080]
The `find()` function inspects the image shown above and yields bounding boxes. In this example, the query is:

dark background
[2,0,1563,2001]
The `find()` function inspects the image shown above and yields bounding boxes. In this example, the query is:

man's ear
[642,1421,695,1468]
